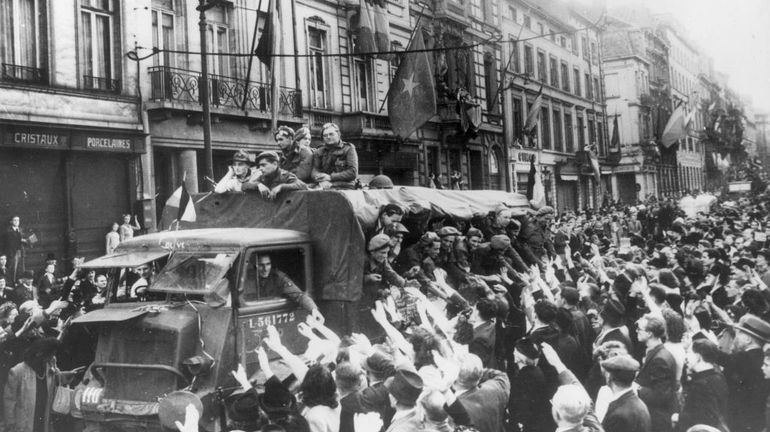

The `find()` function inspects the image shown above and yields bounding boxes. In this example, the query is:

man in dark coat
[311,122,358,189]
[252,151,308,199]
[3,216,27,284]
[454,352,510,432]
[600,354,651,432]
[635,314,679,432]
[715,314,770,432]
[678,339,729,432]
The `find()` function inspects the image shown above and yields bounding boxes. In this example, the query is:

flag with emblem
[166,184,196,223]
[387,30,436,140]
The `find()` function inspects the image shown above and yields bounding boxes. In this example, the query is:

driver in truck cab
[249,253,324,322]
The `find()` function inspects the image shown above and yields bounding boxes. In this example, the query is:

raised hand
[231,364,252,392]
[371,301,388,323]
[263,325,283,352]
[174,404,200,432]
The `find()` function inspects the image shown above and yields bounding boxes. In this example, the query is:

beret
[419,232,440,246]
[255,150,280,164]
[490,234,511,250]
[368,234,391,252]
[600,354,640,372]
[294,126,310,142]
[384,222,409,236]
[466,228,483,239]
[438,226,461,237]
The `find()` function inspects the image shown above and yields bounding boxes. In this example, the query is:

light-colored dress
[106,231,120,254]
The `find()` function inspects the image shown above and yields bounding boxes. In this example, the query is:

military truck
[72,187,529,431]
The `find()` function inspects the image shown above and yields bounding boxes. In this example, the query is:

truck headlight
[183,355,213,376]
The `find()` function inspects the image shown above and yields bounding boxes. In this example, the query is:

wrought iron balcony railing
[148,66,302,118]
[1,63,47,85]
[83,75,121,94]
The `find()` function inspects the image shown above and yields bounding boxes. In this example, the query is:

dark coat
[602,390,651,432]
[508,364,554,432]
[716,347,769,432]
[678,368,729,432]
[2,227,22,257]
[311,141,358,188]
[458,368,510,432]
[636,344,679,432]
[359,382,395,431]
[470,320,496,369]
[340,391,364,432]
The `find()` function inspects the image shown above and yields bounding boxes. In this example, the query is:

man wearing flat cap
[383,369,424,432]
[359,350,397,430]
[275,126,313,183]
[253,150,307,200]
[214,150,260,193]
[714,313,770,432]
[364,234,405,304]
[394,232,441,289]
[599,355,650,432]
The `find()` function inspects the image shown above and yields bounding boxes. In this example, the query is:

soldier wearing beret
[311,122,358,189]
[253,150,308,200]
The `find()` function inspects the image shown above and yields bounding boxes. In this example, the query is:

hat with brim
[384,369,423,406]
[733,314,770,343]
[255,150,280,165]
[231,150,255,166]
[257,376,297,414]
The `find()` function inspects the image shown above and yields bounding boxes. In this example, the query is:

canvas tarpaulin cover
[161,187,529,301]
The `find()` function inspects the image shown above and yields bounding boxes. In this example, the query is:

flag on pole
[526,156,536,201]
[684,108,697,131]
[530,163,546,209]
[610,115,620,149]
[371,0,391,55]
[387,30,436,140]
[255,0,280,69]
[166,184,196,223]
[523,85,545,134]
[355,0,377,55]
[661,104,686,148]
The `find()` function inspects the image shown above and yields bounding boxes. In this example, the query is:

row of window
[511,42,601,102]
[506,6,599,64]
[511,95,605,154]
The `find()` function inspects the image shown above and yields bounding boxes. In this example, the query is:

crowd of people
[177,188,770,432]
[3,119,770,432]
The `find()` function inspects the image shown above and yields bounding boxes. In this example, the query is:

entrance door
[70,153,131,258]
[0,149,67,272]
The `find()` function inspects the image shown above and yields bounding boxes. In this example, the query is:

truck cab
[73,228,313,432]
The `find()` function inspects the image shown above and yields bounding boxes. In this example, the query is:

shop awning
[81,250,170,269]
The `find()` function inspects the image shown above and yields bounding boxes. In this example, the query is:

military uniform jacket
[280,144,314,183]
[312,141,359,187]
[259,168,308,192]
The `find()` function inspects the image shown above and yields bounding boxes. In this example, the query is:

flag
[255,0,280,69]
[587,143,601,184]
[354,0,377,55]
[684,108,697,131]
[610,115,620,149]
[526,156,536,200]
[387,30,436,140]
[166,185,196,223]
[523,85,544,134]
[661,104,686,148]
[530,163,546,209]
[371,0,390,56]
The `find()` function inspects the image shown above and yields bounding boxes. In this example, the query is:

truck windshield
[151,252,237,293]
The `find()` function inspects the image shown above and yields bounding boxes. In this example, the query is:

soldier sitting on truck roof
[248,254,323,322]
[252,151,308,200]
[214,150,261,193]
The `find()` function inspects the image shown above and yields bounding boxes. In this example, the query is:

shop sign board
[1,126,69,149]
[0,125,144,153]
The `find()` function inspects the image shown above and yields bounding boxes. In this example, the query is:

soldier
[311,122,358,189]
[253,151,308,200]
[275,126,313,183]
[214,150,260,193]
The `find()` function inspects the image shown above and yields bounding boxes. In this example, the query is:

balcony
[2,63,47,85]
[340,111,394,139]
[83,75,121,94]
[148,66,302,118]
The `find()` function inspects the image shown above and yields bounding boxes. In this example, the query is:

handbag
[52,385,73,415]
[26,232,38,247]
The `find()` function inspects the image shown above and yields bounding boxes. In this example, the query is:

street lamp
[197,0,226,191]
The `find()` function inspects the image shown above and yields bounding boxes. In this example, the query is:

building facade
[501,0,608,212]
[0,0,146,269]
